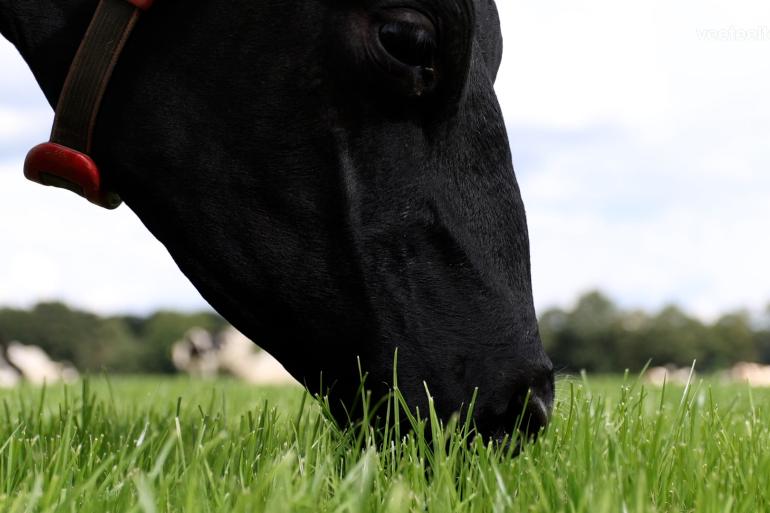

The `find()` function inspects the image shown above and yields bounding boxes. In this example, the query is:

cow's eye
[372,8,438,97]
[378,14,436,68]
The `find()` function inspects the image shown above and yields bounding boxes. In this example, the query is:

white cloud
[0,41,52,154]
[495,0,770,137]
[0,106,51,142]
[0,162,208,314]
[0,37,209,315]
[516,129,770,319]
[496,0,770,317]
[495,0,672,133]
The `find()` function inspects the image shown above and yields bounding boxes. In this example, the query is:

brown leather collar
[24,0,155,209]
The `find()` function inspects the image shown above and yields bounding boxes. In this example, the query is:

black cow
[1,0,553,440]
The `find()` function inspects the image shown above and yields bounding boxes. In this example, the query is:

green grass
[0,374,768,512]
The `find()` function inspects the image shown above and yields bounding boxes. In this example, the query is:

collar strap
[24,0,154,209]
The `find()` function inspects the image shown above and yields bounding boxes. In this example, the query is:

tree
[126,310,227,373]
[707,311,756,367]
[535,292,769,373]
[539,291,626,373]
[0,303,226,374]
[627,305,709,368]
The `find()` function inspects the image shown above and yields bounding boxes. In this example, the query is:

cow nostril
[477,368,555,444]
[519,392,550,437]
[483,388,551,448]
[512,373,554,439]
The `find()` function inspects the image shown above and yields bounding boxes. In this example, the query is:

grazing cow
[644,365,695,387]
[1,0,553,439]
[0,352,21,388]
[173,326,298,385]
[5,343,79,385]
[727,363,770,388]
[171,328,220,379]
[215,327,298,386]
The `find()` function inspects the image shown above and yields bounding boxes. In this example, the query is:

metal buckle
[24,143,122,210]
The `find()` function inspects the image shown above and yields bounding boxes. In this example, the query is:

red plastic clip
[24,143,122,209]
[127,0,155,10]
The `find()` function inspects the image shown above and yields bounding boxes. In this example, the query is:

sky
[1,0,770,319]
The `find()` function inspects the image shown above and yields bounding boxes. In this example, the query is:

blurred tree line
[0,302,226,374]
[541,291,770,373]
[1,292,769,374]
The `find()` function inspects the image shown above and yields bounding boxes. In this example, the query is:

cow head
[3,0,553,440]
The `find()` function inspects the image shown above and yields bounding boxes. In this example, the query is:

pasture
[0,375,767,513]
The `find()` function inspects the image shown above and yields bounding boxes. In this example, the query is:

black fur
[1,0,553,437]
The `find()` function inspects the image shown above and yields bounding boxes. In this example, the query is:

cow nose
[482,366,554,445]
[511,368,554,439]
[519,389,551,436]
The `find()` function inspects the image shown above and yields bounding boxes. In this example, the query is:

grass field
[0,374,768,513]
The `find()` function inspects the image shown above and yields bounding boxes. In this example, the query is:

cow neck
[22,0,154,209]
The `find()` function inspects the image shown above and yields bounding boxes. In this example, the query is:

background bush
[541,291,770,373]
[0,302,226,373]
[1,291,768,374]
